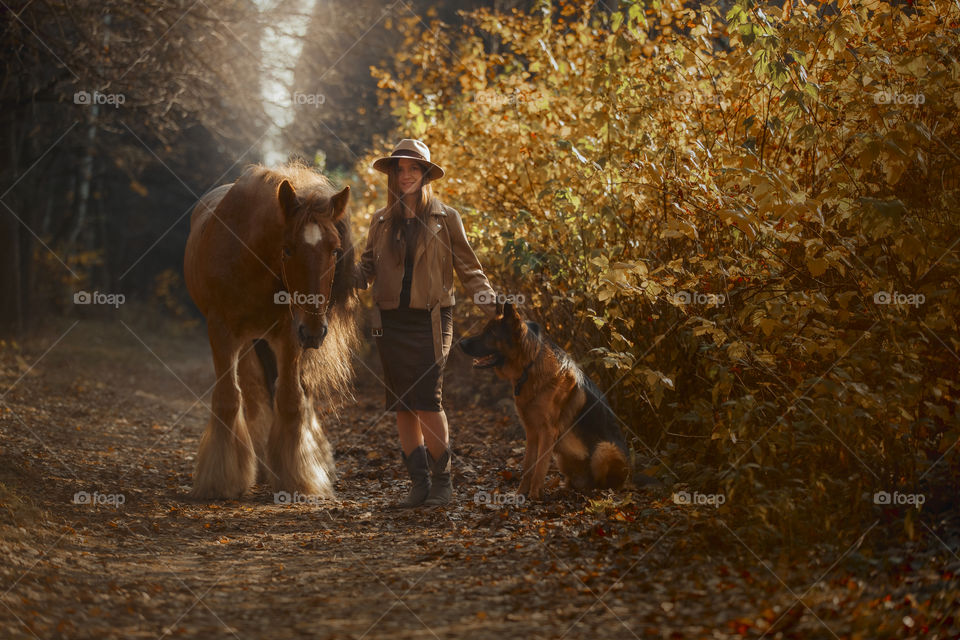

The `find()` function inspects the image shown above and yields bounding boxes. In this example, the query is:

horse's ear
[278,180,298,218]
[495,302,504,316]
[330,186,350,221]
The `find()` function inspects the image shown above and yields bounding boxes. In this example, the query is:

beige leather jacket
[358,199,495,362]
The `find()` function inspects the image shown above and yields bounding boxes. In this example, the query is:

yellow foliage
[357,0,960,544]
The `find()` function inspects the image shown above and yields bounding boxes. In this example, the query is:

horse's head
[277,179,350,349]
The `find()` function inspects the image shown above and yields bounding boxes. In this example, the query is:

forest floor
[1,314,958,639]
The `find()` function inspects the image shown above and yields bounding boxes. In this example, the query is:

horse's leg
[266,336,336,498]
[190,322,257,499]
[238,341,275,484]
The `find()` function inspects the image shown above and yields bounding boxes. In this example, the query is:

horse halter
[279,248,337,319]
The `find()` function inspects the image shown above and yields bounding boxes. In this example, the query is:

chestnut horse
[184,163,357,500]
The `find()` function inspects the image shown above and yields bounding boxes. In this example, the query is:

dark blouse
[398,218,418,309]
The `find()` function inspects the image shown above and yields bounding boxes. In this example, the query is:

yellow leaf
[758,318,778,336]
[806,257,828,277]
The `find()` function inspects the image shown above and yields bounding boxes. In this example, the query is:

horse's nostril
[298,324,327,349]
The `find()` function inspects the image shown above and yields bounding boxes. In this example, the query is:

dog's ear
[503,301,523,332]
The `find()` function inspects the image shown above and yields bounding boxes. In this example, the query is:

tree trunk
[67,105,98,252]
[1,113,23,332]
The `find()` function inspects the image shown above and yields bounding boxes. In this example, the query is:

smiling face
[396,158,426,197]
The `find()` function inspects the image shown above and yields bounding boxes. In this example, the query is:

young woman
[357,139,496,508]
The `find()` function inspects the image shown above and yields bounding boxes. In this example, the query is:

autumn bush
[353,0,960,546]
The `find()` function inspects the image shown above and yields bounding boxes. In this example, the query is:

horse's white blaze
[302,223,323,246]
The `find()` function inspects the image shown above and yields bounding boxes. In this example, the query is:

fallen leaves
[0,322,958,638]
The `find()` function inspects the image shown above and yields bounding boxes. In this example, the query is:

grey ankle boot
[423,448,452,506]
[396,445,431,508]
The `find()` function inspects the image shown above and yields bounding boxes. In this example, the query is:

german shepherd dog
[459,302,629,499]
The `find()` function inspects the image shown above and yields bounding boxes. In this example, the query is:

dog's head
[459,302,539,376]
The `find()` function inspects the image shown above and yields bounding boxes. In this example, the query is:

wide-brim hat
[372,138,445,182]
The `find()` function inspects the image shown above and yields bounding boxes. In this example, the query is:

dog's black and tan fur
[459,302,629,499]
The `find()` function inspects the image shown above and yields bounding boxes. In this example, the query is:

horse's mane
[247,161,360,409]
[254,161,338,218]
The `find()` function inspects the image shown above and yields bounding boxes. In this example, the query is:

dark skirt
[376,306,453,412]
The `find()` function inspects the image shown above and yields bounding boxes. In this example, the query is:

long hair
[383,162,439,264]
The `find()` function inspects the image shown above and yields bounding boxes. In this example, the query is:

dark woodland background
[0,0,542,330]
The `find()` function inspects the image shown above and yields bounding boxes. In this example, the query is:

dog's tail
[591,442,629,489]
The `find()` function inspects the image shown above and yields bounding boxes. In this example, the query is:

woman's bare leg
[418,410,449,459]
[396,410,424,455]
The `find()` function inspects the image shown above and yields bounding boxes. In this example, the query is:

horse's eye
[283,247,293,258]
[333,248,343,260]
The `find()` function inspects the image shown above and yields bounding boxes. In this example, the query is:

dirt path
[1,317,957,639]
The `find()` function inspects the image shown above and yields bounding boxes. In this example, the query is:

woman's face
[396,158,425,196]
